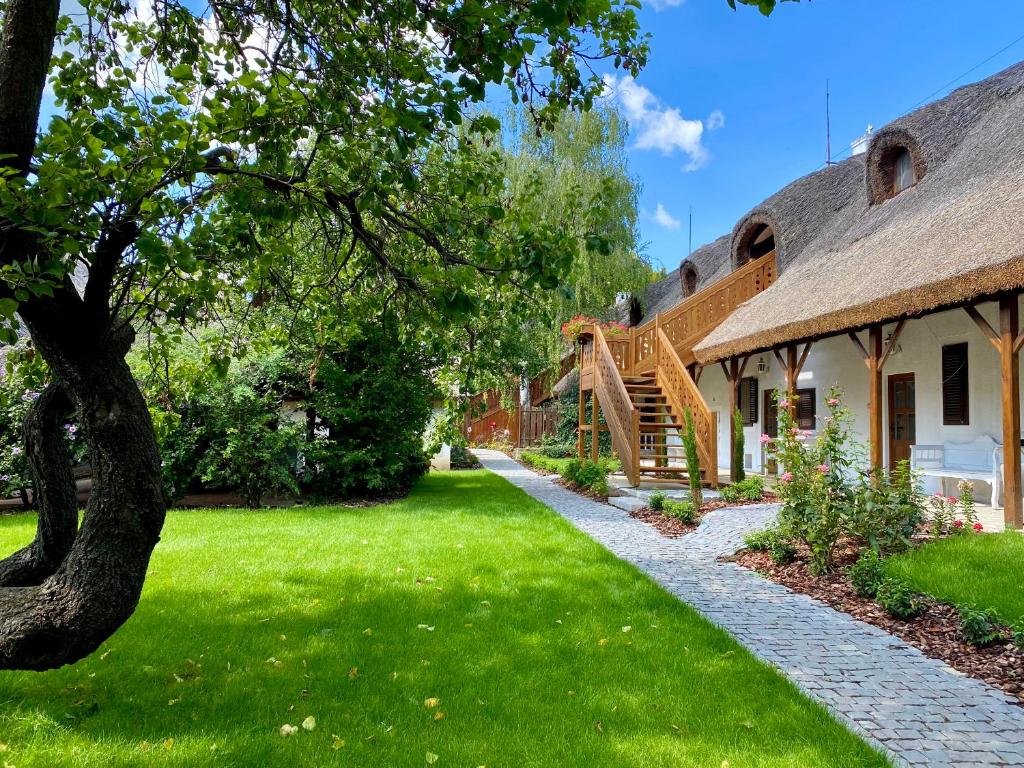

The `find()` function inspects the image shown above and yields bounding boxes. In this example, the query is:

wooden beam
[868,325,884,472]
[591,390,601,463]
[879,318,907,370]
[737,355,750,380]
[772,348,786,375]
[694,365,703,386]
[1000,296,1022,529]
[720,360,732,383]
[795,342,813,380]
[964,305,1001,351]
[848,331,869,363]
[1015,329,1024,355]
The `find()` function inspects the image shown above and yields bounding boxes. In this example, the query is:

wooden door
[762,389,778,474]
[888,373,916,470]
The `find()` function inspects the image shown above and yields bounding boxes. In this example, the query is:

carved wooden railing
[633,252,777,372]
[656,327,719,488]
[594,326,640,486]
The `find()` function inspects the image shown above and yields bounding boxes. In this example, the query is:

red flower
[488,421,497,429]
[973,522,983,531]
[953,519,964,529]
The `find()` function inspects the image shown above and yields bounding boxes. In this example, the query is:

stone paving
[474,449,1024,768]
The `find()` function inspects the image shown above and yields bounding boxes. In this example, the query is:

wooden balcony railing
[633,251,777,373]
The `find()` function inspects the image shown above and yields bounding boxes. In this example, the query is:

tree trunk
[0,382,78,587]
[0,317,167,670]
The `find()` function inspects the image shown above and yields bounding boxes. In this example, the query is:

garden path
[474,449,1024,768]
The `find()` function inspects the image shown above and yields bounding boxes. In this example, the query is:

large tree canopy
[0,0,649,670]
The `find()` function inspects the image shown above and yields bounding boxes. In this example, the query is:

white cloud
[707,109,725,131]
[653,203,681,231]
[603,75,715,171]
[647,0,685,9]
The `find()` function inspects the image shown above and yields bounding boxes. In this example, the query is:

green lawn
[0,471,885,767]
[886,531,1024,623]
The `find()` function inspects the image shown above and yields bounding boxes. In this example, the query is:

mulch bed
[729,540,1024,704]
[629,493,779,539]
[628,506,697,537]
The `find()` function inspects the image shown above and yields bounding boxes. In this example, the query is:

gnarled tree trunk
[0,312,167,670]
[0,382,78,587]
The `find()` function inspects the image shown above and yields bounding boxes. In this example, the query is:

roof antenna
[826,79,833,166]
[688,206,693,256]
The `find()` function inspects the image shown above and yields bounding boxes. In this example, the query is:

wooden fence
[464,399,558,448]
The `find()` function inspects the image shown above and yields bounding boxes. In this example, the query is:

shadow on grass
[0,470,888,767]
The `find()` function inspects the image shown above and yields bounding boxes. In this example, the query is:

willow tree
[0,0,648,670]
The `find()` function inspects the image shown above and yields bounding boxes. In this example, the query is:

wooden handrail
[594,325,639,486]
[656,327,719,488]
[633,252,777,372]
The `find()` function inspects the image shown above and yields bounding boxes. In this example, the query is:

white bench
[995,445,1024,509]
[910,435,1000,507]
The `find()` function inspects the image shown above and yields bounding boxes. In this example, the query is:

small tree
[683,407,703,509]
[732,407,746,483]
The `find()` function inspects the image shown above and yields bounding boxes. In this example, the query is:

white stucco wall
[699,298,1024,497]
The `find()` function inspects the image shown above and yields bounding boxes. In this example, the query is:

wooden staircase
[578,252,777,488]
[623,374,698,480]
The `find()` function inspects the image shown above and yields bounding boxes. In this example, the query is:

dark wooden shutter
[942,343,969,425]
[796,388,816,430]
[739,377,758,426]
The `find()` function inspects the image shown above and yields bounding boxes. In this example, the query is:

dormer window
[893,147,915,194]
[867,132,925,205]
[681,264,698,297]
[741,224,775,266]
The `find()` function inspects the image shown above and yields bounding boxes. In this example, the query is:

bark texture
[0,382,78,587]
[0,0,168,670]
[0,314,167,670]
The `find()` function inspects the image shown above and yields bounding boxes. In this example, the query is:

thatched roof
[693,59,1024,363]
[638,234,731,325]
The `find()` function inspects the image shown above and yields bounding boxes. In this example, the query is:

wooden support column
[849,320,906,473]
[773,343,811,417]
[577,371,586,459]
[721,356,749,482]
[591,391,601,463]
[867,326,884,472]
[1000,296,1022,529]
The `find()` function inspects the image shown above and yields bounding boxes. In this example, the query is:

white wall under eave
[699,297,1024,497]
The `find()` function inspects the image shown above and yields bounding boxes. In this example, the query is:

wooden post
[728,357,740,482]
[577,374,586,459]
[868,325,884,472]
[1000,296,1022,529]
[591,390,601,463]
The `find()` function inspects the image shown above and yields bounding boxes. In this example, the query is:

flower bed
[730,538,1024,703]
[629,486,778,539]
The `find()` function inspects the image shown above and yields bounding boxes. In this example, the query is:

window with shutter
[739,377,758,426]
[796,388,816,430]
[942,343,969,425]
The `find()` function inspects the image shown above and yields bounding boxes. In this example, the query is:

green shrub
[535,433,574,459]
[1012,620,1024,652]
[563,457,608,497]
[769,537,797,565]
[721,476,765,504]
[959,606,1002,647]
[847,461,924,555]
[876,578,923,619]
[743,527,778,552]
[519,451,563,473]
[682,407,702,510]
[648,491,667,511]
[732,407,746,483]
[662,498,695,524]
[848,549,885,598]
[302,330,432,499]
[450,445,479,469]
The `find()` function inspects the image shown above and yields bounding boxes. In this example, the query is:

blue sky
[614,0,1024,272]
